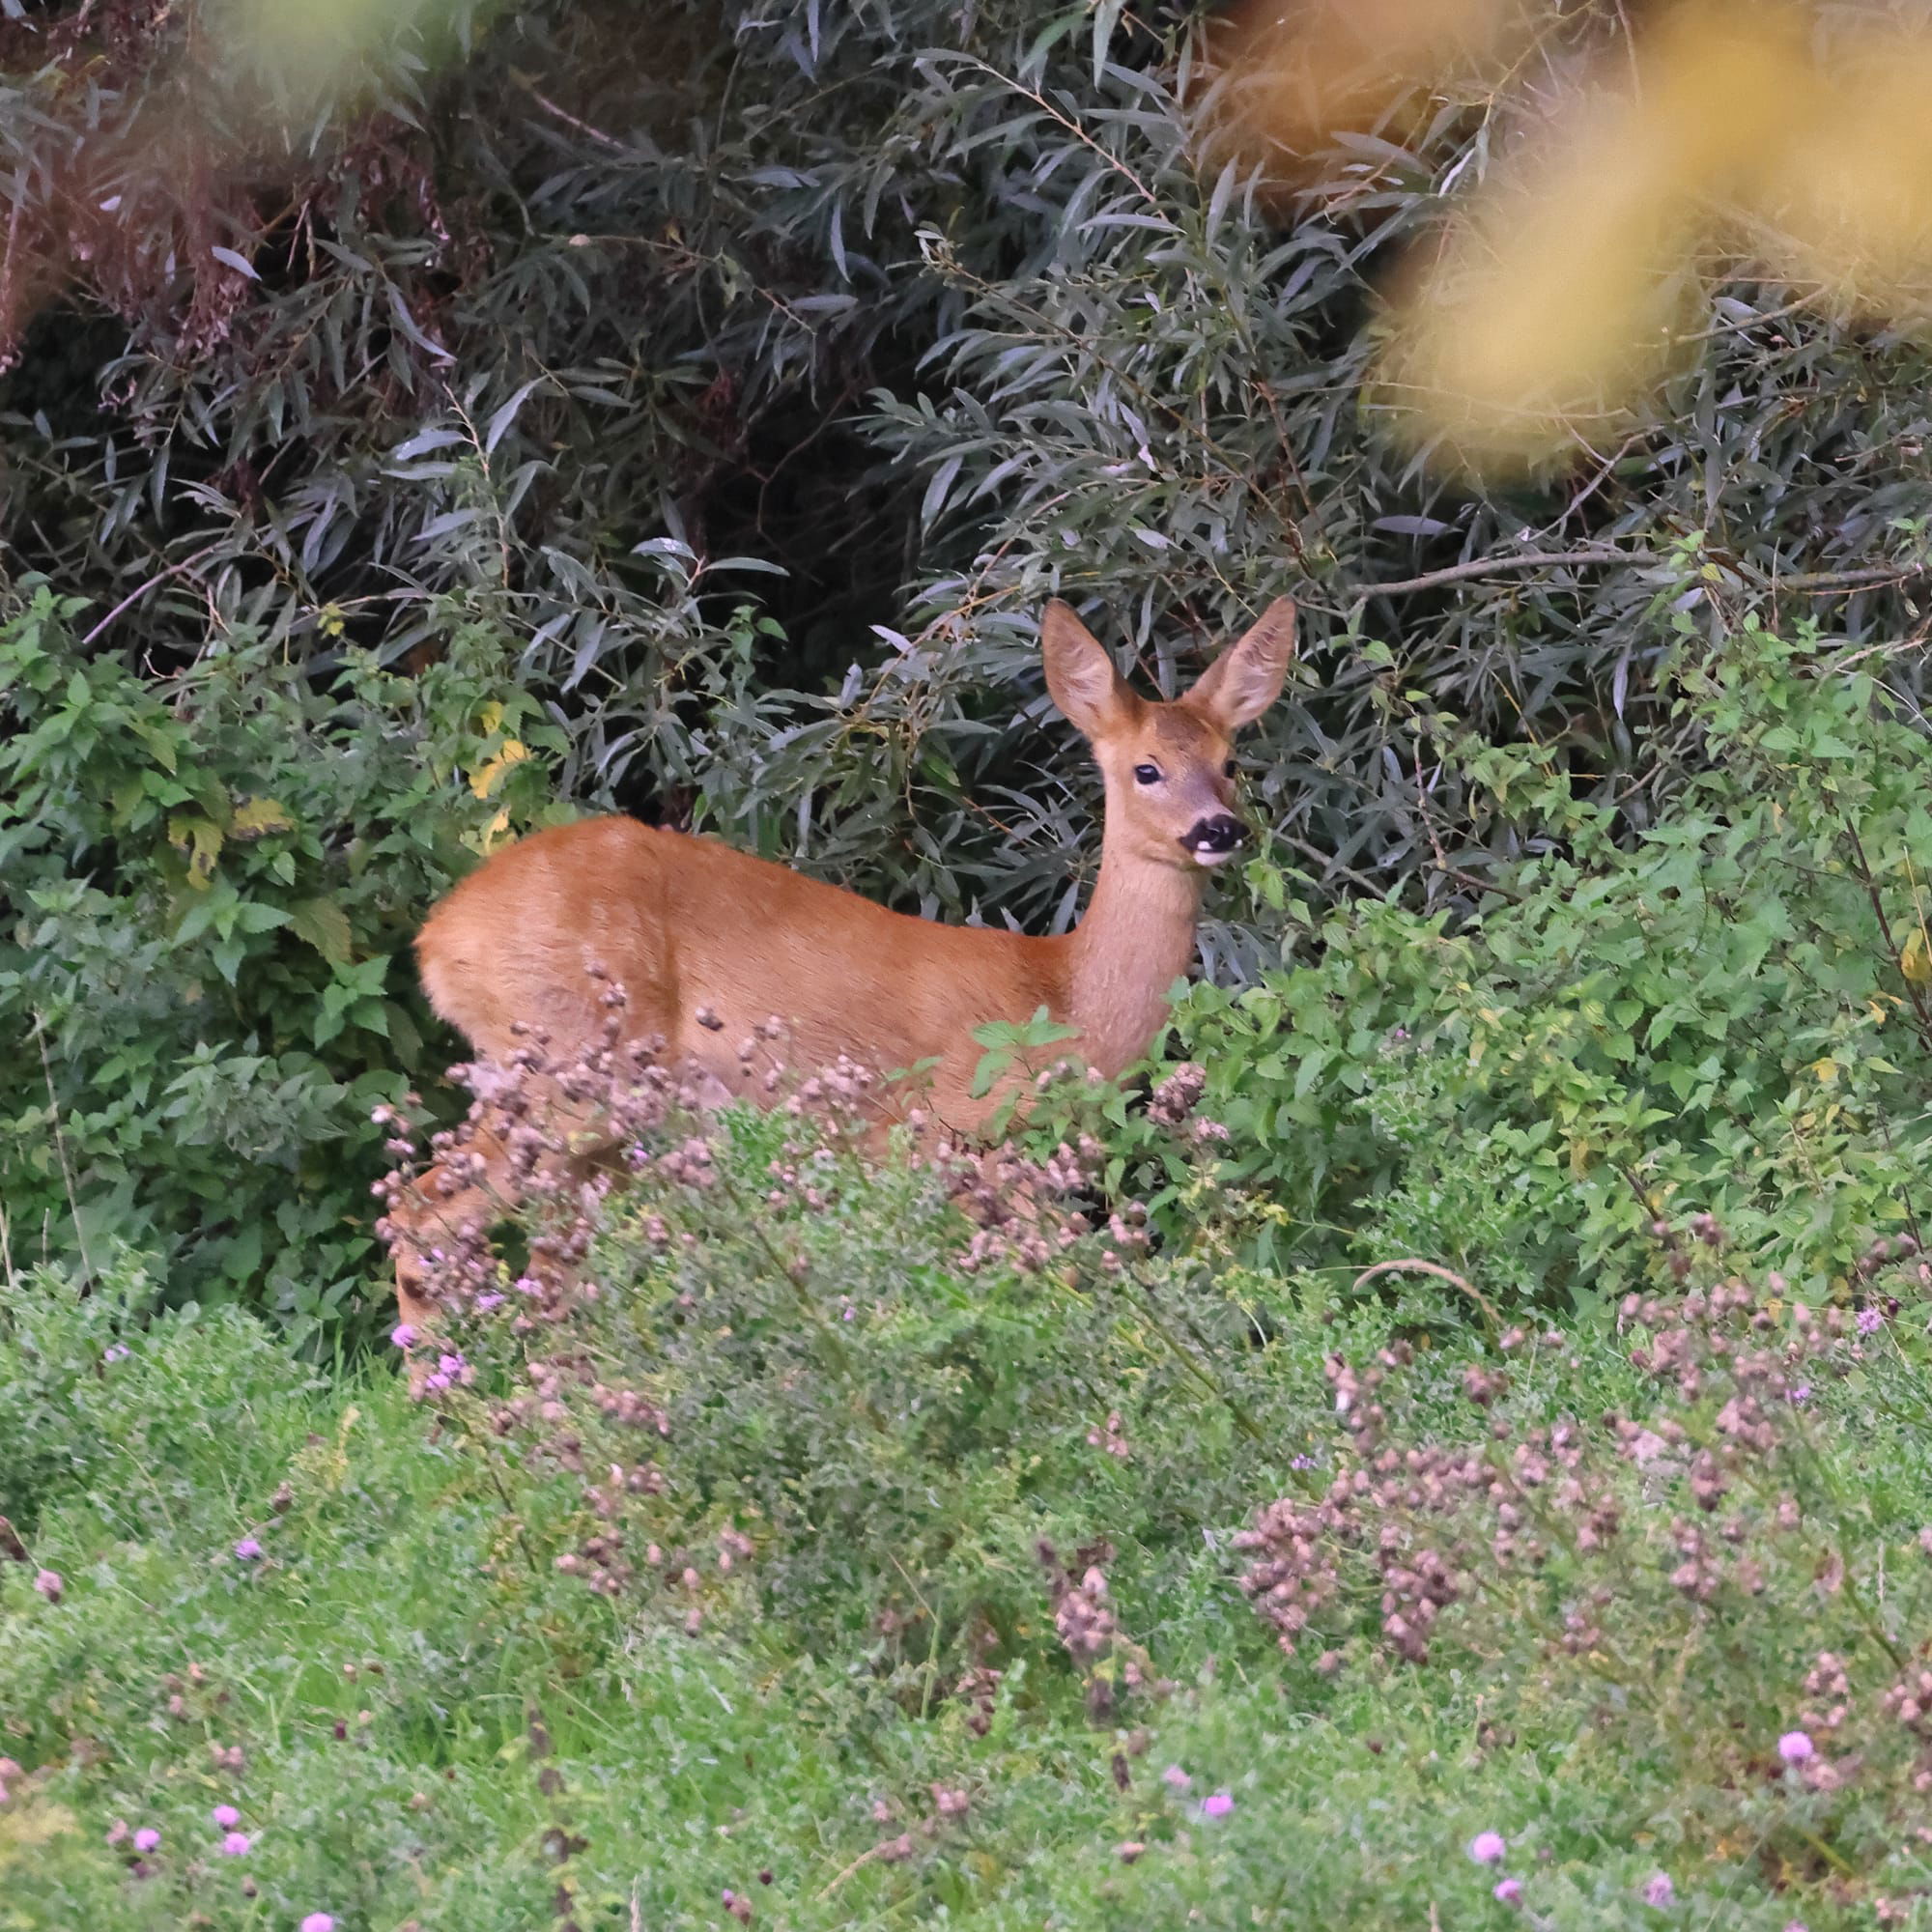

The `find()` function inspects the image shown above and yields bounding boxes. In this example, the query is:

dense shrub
[0,583,561,1332]
[7,0,1932,958]
[12,0,1932,1321]
[1005,616,1932,1315]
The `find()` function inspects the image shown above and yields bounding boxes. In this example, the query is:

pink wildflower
[1468,1832,1507,1864]
[33,1569,62,1603]
[1778,1731,1815,1764]
[219,1832,251,1857]
[1200,1792,1235,1819]
[212,1804,242,1829]
[132,1827,160,1853]
[1161,1765,1191,1790]
[1642,1871,1674,1908]
[300,1917,335,1932]
[234,1538,264,1561]
[1493,1878,1522,1906]
[390,1323,416,1349]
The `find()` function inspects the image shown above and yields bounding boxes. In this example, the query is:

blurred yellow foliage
[1220,0,1932,470]
[1215,0,1523,158]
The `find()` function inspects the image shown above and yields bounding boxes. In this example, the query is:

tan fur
[388,598,1294,1324]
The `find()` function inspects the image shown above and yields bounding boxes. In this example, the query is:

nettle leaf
[167,814,224,889]
[230,796,295,839]
[289,897,355,964]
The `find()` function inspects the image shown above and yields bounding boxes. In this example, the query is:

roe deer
[384,596,1294,1327]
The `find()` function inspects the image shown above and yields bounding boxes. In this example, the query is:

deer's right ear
[1041,601,1132,739]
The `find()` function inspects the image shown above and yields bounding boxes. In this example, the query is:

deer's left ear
[1186,598,1295,731]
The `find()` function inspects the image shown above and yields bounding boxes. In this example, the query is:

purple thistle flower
[104,1344,129,1363]
[474,1293,505,1313]
[1778,1730,1815,1764]
[33,1569,62,1603]
[219,1832,250,1857]
[300,1916,335,1932]
[1199,1791,1235,1819]
[212,1804,242,1829]
[132,1827,160,1853]
[1468,1832,1507,1865]
[389,1322,416,1350]
[1858,1306,1885,1336]
[234,1537,264,1562]
[1493,1878,1522,1906]
[1641,1871,1674,1909]
[1161,1765,1191,1791]
[1787,1384,1812,1406]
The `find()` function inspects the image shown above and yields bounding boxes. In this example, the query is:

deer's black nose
[1182,814,1247,858]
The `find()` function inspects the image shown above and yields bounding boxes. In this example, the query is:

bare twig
[1844,820,1932,1056]
[1357,549,1662,598]
[1352,1257,1499,1329]
[1355,549,1932,602]
[508,68,633,151]
[816,1837,898,1901]
[80,543,226,647]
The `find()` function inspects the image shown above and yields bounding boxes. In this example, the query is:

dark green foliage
[0,585,561,1332]
[8,0,1932,950]
[7,0,1932,1318]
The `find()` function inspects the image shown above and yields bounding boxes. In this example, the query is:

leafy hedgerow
[0,584,562,1337]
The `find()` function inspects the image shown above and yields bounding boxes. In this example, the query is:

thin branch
[508,68,633,151]
[1352,1257,1499,1329]
[32,1010,93,1291]
[1357,549,1662,598]
[80,544,226,648]
[1355,549,1932,601]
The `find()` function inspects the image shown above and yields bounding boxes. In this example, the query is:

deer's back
[415,815,1065,1117]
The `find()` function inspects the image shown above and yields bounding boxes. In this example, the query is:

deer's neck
[1063,826,1206,1077]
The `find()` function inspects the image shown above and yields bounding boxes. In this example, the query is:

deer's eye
[1133,762,1162,785]
[1224,758,1238,779]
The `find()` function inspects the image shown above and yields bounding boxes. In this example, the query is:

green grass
[10,1237,1932,1932]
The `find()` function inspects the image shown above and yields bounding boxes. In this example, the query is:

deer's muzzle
[1181,814,1247,864]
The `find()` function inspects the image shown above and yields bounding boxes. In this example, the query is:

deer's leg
[384,1116,526,1335]
[384,1070,617,1335]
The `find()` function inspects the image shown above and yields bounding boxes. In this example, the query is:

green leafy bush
[1050,621,1932,1315]
[0,583,562,1335]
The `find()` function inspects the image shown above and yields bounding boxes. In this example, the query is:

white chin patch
[1188,847,1236,868]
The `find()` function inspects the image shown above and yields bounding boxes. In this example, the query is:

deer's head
[1042,597,1296,870]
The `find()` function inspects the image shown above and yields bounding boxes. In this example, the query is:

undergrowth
[8,630,1932,1927]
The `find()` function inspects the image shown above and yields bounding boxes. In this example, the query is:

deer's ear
[1042,601,1134,739]
[1187,598,1296,731]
